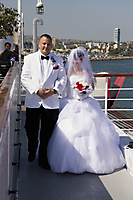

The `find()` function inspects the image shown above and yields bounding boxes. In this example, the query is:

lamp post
[33,0,44,52]
[18,0,44,54]
[17,0,44,104]
[33,18,43,52]
[36,0,44,15]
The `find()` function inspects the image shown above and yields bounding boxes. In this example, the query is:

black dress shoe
[28,153,35,162]
[39,162,51,170]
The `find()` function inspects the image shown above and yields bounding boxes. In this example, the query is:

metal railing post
[105,77,108,115]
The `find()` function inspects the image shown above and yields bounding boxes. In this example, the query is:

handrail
[0,63,21,200]
[0,65,18,137]
[93,73,133,131]
[94,73,133,77]
[114,104,133,117]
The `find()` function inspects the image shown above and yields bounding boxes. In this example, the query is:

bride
[47,47,125,174]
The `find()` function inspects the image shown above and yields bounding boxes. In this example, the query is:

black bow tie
[41,55,49,60]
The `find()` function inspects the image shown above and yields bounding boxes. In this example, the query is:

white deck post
[105,77,108,115]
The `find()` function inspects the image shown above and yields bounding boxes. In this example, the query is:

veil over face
[65,47,93,82]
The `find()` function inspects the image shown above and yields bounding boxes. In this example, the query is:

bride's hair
[65,46,93,81]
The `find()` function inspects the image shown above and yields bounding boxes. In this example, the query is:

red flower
[75,82,83,91]
[74,81,89,92]
[51,57,56,62]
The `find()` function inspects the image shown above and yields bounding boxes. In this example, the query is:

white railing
[93,73,133,131]
[0,62,21,200]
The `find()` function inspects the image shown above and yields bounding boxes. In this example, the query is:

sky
[1,0,133,42]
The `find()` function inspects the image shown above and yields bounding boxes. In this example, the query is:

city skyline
[1,0,133,42]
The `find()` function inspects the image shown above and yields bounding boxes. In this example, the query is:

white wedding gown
[47,75,125,174]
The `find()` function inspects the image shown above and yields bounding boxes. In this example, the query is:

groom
[21,33,67,169]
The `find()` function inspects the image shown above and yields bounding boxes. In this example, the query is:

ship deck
[18,106,133,200]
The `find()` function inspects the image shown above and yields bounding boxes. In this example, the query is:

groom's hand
[37,88,54,99]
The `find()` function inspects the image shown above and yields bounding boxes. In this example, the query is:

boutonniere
[53,65,59,70]
[51,56,56,63]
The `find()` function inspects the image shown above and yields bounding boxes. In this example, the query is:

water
[91,59,133,74]
[91,59,133,111]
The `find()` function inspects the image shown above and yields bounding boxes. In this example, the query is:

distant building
[52,38,57,47]
[62,42,74,49]
[114,28,121,49]
[52,38,63,49]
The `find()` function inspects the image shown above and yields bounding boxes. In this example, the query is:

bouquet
[73,81,93,100]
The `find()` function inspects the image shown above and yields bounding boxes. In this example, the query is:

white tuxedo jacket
[21,50,67,109]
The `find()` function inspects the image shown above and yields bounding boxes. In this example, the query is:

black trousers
[25,105,59,165]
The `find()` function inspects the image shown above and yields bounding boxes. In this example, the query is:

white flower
[79,81,88,87]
